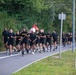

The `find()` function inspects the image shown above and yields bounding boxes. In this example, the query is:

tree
[0,0,76,50]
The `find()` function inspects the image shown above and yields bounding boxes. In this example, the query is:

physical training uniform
[38,32,46,52]
[52,31,58,50]
[20,31,29,45]
[8,32,15,46]
[36,33,40,44]
[69,34,73,42]
[68,33,71,42]
[62,33,66,47]
[46,33,52,44]
[52,32,58,43]
[2,30,9,44]
[16,34,21,45]
[30,33,36,46]
[38,32,46,44]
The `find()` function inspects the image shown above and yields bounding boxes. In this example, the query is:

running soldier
[15,31,21,52]
[2,28,9,54]
[46,31,52,52]
[69,32,73,47]
[38,29,46,53]
[36,31,40,51]
[62,32,66,47]
[20,28,29,56]
[52,30,58,51]
[65,32,69,45]
[8,29,15,55]
[29,30,37,54]
[68,32,71,45]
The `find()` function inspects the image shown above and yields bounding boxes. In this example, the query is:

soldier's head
[4,27,7,31]
[53,30,56,33]
[48,31,50,34]
[40,29,44,33]
[9,29,13,33]
[30,30,34,34]
[16,31,20,34]
[22,28,26,32]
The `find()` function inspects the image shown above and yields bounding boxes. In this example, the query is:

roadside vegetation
[13,50,76,75]
[0,0,76,50]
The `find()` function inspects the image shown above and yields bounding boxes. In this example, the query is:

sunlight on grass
[13,50,76,75]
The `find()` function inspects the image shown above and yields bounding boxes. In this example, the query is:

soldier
[20,28,29,56]
[68,32,71,45]
[15,31,21,52]
[36,31,40,51]
[8,29,15,55]
[69,32,73,48]
[29,30,37,54]
[52,30,58,51]
[38,29,46,53]
[2,28,9,54]
[46,31,52,52]
[62,32,66,47]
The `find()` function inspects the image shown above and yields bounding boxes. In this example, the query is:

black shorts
[70,38,72,42]
[68,38,70,41]
[8,40,14,46]
[46,39,51,44]
[4,39,8,44]
[30,41,36,46]
[53,38,57,43]
[16,40,20,45]
[21,39,29,45]
[40,39,46,44]
[36,39,40,44]
[62,38,66,42]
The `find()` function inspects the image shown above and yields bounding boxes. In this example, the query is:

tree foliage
[0,0,76,48]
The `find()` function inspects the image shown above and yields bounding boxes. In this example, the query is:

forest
[0,0,76,48]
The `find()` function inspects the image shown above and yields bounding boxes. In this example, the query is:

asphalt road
[0,45,75,75]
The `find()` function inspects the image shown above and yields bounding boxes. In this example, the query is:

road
[0,45,75,75]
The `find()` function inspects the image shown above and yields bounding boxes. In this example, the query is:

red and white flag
[32,23,39,31]
[30,23,39,32]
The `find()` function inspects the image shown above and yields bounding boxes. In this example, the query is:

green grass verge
[0,47,5,52]
[13,50,76,75]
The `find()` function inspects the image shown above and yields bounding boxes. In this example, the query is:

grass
[13,50,76,75]
[0,47,5,52]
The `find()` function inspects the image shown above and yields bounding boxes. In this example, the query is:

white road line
[12,48,70,74]
[0,54,20,60]
[0,45,65,60]
[0,51,6,54]
[0,46,70,60]
[0,51,28,60]
[0,46,60,60]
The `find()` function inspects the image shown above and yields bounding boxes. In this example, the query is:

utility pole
[72,0,75,52]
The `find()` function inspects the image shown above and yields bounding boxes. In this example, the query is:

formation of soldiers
[2,27,74,56]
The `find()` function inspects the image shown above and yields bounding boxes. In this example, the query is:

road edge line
[12,49,70,75]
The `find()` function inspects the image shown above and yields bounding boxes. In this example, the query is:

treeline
[0,0,76,48]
